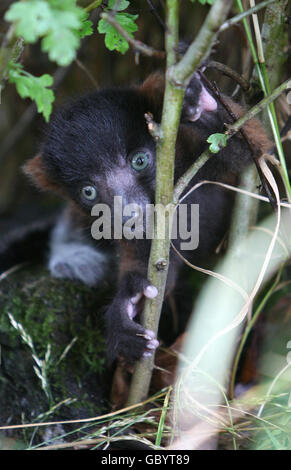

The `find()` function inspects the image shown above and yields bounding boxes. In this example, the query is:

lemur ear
[23,154,58,191]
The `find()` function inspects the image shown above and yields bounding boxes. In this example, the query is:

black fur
[41,89,157,209]
[26,74,269,362]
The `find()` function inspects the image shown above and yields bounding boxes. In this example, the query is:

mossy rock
[0,264,113,446]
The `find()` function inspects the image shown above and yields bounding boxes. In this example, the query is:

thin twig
[225,79,291,133]
[199,71,253,150]
[146,0,168,32]
[205,61,250,92]
[75,58,98,88]
[144,112,163,140]
[219,0,276,33]
[173,78,291,202]
[199,70,275,206]
[177,179,291,210]
[85,0,103,13]
[100,12,165,59]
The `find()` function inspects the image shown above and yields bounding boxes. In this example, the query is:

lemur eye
[131,150,150,172]
[81,185,97,201]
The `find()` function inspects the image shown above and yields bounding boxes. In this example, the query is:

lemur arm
[105,241,160,362]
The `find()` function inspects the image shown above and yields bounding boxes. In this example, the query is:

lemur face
[23,73,221,217]
[37,89,157,215]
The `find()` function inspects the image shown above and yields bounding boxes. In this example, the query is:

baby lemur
[24,71,271,362]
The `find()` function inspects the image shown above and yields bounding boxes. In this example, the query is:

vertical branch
[127,0,233,406]
[126,0,183,406]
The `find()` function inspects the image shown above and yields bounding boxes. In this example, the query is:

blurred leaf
[42,26,80,66]
[5,1,53,42]
[5,0,89,65]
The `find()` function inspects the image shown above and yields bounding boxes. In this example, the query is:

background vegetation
[0,0,291,450]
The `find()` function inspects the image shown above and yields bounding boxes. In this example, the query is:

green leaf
[207,133,227,154]
[42,27,80,66]
[116,12,138,34]
[5,1,53,43]
[41,9,82,65]
[8,66,54,122]
[98,12,138,54]
[5,0,88,66]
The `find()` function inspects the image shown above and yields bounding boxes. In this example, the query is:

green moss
[0,264,113,442]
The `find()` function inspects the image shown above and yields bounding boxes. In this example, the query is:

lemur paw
[49,243,106,287]
[108,320,159,363]
[127,284,158,319]
[106,282,159,362]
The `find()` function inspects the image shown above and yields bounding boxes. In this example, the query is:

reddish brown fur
[140,73,271,158]
[139,72,165,117]
[23,154,60,193]
[223,96,272,154]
